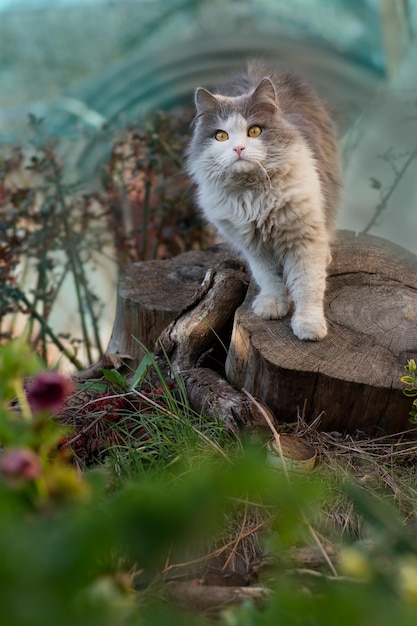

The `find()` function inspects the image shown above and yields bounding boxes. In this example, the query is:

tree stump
[226,230,417,434]
[106,245,243,364]
[106,230,417,434]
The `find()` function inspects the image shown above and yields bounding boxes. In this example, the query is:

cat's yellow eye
[215,130,229,142]
[248,125,262,138]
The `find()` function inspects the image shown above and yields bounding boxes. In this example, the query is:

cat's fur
[186,63,341,340]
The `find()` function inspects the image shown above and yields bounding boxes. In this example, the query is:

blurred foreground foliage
[1,339,417,625]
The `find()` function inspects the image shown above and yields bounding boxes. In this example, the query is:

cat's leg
[246,252,290,319]
[283,244,329,341]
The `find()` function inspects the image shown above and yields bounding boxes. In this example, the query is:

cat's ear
[251,78,279,114]
[195,88,219,115]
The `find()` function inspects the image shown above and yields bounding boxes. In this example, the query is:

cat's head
[188,77,291,180]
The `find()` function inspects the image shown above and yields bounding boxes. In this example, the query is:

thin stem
[162,520,268,574]
[222,498,249,571]
[13,379,32,421]
[307,523,339,578]
[47,155,93,363]
[152,211,164,260]
[141,177,152,260]
[38,241,49,363]
[17,289,83,370]
[156,136,183,168]
[61,414,104,449]
[363,144,417,233]
[32,265,69,347]
[73,254,104,357]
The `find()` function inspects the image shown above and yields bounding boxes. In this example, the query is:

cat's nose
[233,146,245,157]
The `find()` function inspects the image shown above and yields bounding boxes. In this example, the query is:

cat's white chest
[198,181,286,254]
[199,182,279,228]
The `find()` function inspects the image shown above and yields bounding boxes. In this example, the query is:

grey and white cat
[186,63,341,340]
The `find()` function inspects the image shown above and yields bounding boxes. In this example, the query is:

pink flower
[26,372,74,415]
[0,447,42,481]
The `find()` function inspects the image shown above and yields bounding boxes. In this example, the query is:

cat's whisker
[254,160,272,188]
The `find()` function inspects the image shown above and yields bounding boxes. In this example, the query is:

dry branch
[181,367,254,431]
[165,581,271,613]
[154,265,248,371]
[152,263,250,430]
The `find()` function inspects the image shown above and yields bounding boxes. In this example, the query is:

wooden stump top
[226,231,417,434]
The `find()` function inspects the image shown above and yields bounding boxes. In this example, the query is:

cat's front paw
[291,313,328,341]
[252,294,290,319]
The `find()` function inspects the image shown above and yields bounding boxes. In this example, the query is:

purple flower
[0,447,42,481]
[26,372,74,415]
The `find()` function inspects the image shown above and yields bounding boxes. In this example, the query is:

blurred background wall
[1,0,416,248]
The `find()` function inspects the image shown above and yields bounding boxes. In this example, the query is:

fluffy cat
[186,63,341,340]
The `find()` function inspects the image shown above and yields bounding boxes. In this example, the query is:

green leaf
[129,353,155,390]
[402,388,417,398]
[400,375,416,386]
[405,359,417,374]
[101,369,127,388]
[83,382,108,394]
